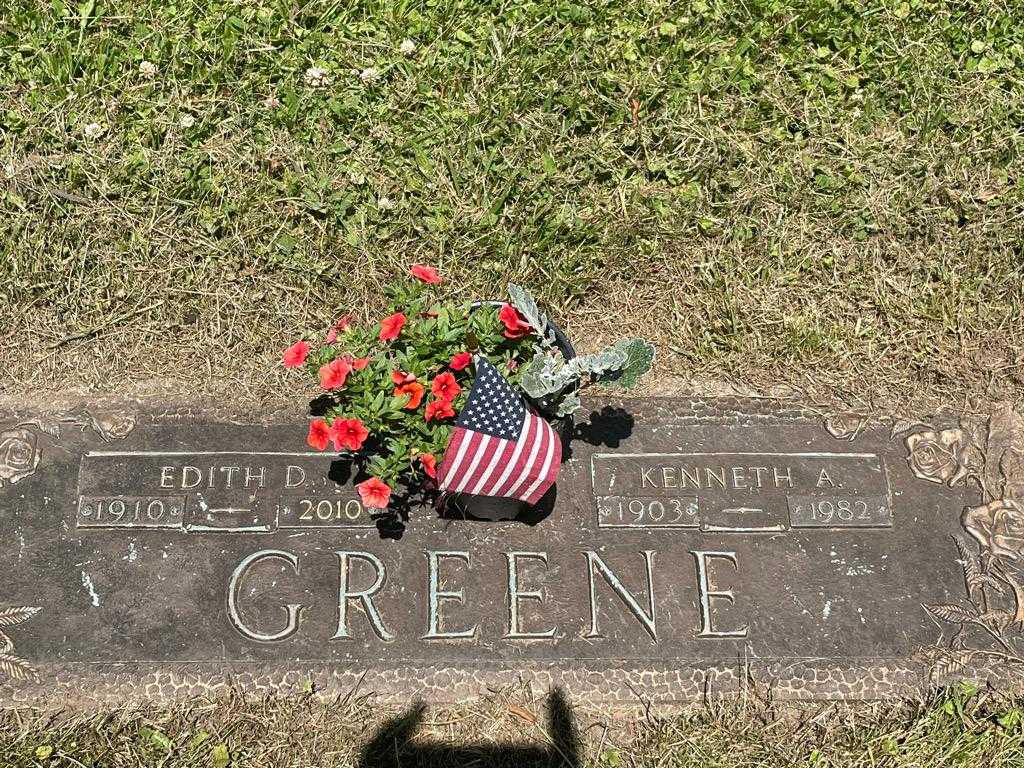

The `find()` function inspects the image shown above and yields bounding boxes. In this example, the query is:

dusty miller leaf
[598,339,655,390]
[570,347,628,377]
[555,392,582,418]
[507,284,557,348]
[519,354,575,399]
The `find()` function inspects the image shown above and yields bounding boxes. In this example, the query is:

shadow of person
[359,688,582,768]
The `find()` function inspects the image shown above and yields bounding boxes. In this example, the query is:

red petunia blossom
[499,304,532,339]
[431,372,460,402]
[357,477,391,509]
[330,418,369,451]
[425,398,456,422]
[409,264,442,284]
[449,351,471,371]
[391,370,416,385]
[419,453,437,479]
[319,357,353,390]
[379,312,406,341]
[345,354,371,371]
[282,340,310,368]
[325,315,353,344]
[306,419,331,450]
[394,381,426,410]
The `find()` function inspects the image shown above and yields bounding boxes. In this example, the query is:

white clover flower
[359,67,380,83]
[304,66,331,87]
[139,60,158,78]
[263,93,281,109]
[399,39,416,56]
[179,113,196,129]
[83,122,105,139]
[377,195,395,210]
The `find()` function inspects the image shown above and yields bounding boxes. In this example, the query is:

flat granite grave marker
[1,398,1023,706]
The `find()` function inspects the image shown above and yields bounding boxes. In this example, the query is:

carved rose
[905,428,969,485]
[0,427,40,486]
[90,411,136,440]
[962,499,1024,560]
[825,412,867,441]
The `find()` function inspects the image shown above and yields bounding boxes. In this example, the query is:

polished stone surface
[0,398,1010,705]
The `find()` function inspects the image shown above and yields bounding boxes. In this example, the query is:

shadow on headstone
[359,688,581,768]
[569,405,635,454]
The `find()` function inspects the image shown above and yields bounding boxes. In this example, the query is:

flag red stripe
[468,435,517,496]
[491,412,540,498]
[522,421,561,504]
[444,431,486,492]
[437,426,467,485]
[505,413,551,500]
[447,433,495,493]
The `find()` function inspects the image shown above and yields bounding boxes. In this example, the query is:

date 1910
[77,495,186,529]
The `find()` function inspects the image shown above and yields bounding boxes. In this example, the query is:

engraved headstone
[0,398,1019,705]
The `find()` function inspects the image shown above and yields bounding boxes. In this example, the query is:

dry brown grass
[2,684,1024,767]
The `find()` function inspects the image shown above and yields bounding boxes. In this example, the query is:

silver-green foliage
[508,284,560,350]
[512,286,655,416]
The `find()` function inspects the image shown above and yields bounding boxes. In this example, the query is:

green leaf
[191,730,211,748]
[140,726,173,753]
[34,745,53,760]
[212,743,230,768]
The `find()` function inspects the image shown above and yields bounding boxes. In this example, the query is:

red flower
[325,315,353,344]
[379,312,406,341]
[499,304,532,339]
[449,351,471,371]
[425,398,456,422]
[319,358,352,390]
[330,418,369,451]
[306,419,331,450]
[282,340,310,368]
[391,370,416,385]
[409,264,443,284]
[394,381,426,410]
[346,354,371,371]
[431,372,460,402]
[420,453,437,479]
[357,477,391,509]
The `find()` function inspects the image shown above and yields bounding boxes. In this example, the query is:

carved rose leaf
[926,603,978,624]
[0,428,41,486]
[905,428,970,485]
[0,654,39,682]
[0,606,41,627]
[962,499,1024,560]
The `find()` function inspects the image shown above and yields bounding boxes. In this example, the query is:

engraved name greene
[73,449,894,652]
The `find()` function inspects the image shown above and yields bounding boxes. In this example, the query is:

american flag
[437,357,562,505]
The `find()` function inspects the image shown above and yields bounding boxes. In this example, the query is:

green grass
[1,0,1023,406]
[2,685,1024,767]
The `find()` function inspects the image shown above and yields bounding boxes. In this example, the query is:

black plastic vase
[444,301,576,522]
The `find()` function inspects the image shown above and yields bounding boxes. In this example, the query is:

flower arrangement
[282,265,654,513]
